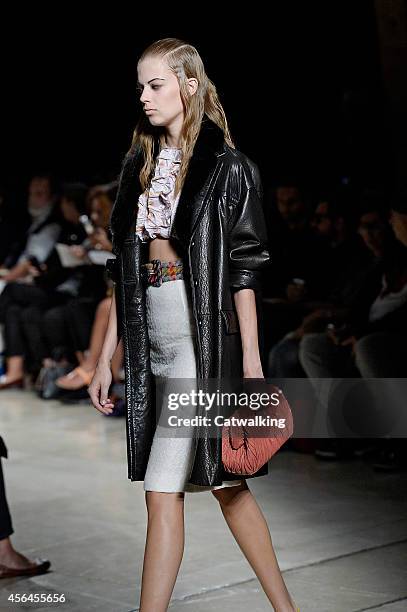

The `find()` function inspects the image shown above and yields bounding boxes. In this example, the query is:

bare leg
[212,481,298,611]
[57,298,111,389]
[84,297,111,363]
[139,491,185,612]
[2,356,24,381]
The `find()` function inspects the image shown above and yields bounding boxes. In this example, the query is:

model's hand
[88,362,114,414]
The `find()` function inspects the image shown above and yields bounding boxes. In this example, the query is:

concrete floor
[0,389,406,612]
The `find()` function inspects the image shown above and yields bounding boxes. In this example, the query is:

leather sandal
[56,366,95,390]
[0,558,51,578]
[0,375,24,390]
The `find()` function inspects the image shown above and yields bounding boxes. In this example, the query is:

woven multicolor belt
[141,259,185,287]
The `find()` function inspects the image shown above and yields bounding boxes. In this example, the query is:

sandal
[56,366,95,390]
[0,375,24,390]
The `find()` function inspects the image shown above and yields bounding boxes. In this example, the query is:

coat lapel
[169,117,226,245]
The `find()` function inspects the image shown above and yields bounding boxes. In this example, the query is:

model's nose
[140,90,149,104]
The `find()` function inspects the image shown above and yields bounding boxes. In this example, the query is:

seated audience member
[0,175,61,280]
[262,182,334,348]
[0,183,88,387]
[0,188,30,266]
[38,184,120,398]
[268,195,381,378]
[298,196,407,468]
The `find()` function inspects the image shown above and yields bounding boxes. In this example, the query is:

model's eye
[151,85,161,90]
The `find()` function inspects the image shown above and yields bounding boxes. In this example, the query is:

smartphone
[79,214,94,236]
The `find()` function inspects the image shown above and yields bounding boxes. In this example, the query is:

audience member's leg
[65,298,97,361]
[0,457,14,542]
[0,448,51,575]
[56,298,112,389]
[355,332,407,378]
[268,333,304,378]
[20,305,49,376]
[299,332,359,459]
[355,332,407,470]
[2,304,25,382]
[41,305,72,359]
[0,282,48,323]
[299,332,356,379]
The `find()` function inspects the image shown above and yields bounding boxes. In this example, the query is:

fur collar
[110,116,227,254]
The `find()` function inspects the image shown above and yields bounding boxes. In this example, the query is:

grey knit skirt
[143,278,243,493]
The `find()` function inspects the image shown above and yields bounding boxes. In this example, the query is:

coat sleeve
[228,159,271,293]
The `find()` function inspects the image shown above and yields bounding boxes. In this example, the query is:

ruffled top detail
[135,147,182,242]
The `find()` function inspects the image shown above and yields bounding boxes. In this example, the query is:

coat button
[194,280,198,286]
[198,319,202,325]
[191,240,195,247]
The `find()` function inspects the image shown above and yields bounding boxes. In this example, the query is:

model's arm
[233,288,263,378]
[228,160,271,378]
[88,288,120,414]
[97,289,119,366]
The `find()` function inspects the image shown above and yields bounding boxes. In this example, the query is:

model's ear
[187,78,198,96]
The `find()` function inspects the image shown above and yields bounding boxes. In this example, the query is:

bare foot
[0,549,36,570]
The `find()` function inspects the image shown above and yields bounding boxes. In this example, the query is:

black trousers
[42,297,99,356]
[0,438,14,541]
[0,281,70,371]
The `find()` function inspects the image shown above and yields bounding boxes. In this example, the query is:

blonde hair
[131,37,234,197]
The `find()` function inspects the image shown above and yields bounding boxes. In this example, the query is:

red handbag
[221,384,293,475]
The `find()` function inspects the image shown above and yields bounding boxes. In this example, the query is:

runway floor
[0,389,406,611]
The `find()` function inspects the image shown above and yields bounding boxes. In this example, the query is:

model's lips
[145,109,156,113]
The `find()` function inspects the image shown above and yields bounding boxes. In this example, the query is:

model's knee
[211,480,249,506]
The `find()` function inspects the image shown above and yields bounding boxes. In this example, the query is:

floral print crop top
[135,146,182,242]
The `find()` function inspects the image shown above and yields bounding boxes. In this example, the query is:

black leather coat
[107,117,271,486]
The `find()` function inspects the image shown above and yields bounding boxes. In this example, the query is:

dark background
[0,3,394,205]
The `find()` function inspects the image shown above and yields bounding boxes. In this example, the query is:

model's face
[137,56,184,129]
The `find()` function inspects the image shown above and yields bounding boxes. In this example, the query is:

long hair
[132,38,234,197]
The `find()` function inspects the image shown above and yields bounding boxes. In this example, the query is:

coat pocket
[220,309,240,335]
